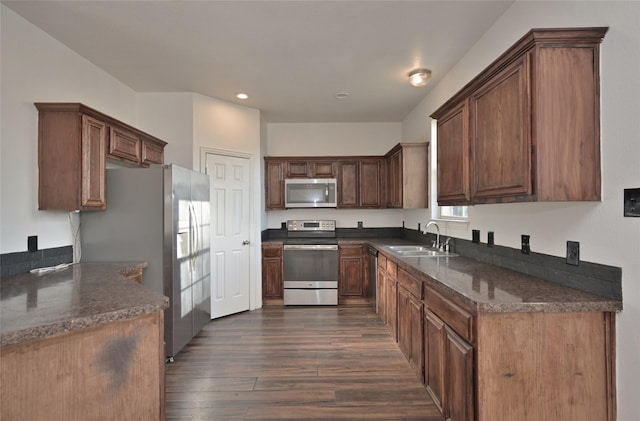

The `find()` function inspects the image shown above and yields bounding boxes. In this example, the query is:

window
[430,120,468,221]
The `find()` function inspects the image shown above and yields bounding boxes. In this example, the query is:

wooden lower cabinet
[424,309,445,413]
[261,243,283,303]
[1,312,165,420]
[338,244,365,298]
[376,255,387,322]
[384,259,398,341]
[397,284,424,382]
[445,326,474,421]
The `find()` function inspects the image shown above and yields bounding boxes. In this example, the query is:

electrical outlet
[357,221,363,229]
[472,230,480,244]
[521,235,530,254]
[566,241,580,266]
[487,231,494,247]
[28,235,38,252]
[624,188,640,217]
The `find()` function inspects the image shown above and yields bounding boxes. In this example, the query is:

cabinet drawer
[262,245,283,258]
[386,259,397,278]
[397,268,422,299]
[425,287,473,343]
[339,245,363,256]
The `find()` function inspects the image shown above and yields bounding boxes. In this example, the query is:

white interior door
[205,152,251,319]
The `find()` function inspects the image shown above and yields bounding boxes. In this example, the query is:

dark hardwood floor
[165,306,444,421]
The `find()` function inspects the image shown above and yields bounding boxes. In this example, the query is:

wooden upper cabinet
[385,143,429,209]
[471,54,532,200]
[337,161,359,208]
[437,100,470,204]
[337,159,384,209]
[432,27,607,205]
[108,126,141,164]
[36,103,167,211]
[286,159,335,178]
[360,159,384,208]
[264,159,285,210]
[141,137,164,165]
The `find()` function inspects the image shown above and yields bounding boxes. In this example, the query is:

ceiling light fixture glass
[408,69,432,87]
[236,93,249,100]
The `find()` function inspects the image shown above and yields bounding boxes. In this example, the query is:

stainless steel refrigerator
[81,164,211,361]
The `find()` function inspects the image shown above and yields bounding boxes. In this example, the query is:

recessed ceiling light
[236,93,249,100]
[335,92,350,99]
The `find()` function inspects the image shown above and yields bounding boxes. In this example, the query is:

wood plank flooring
[165,306,444,421]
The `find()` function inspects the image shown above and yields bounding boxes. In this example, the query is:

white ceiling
[3,1,513,123]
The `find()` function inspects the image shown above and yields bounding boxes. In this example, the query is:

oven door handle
[284,244,338,251]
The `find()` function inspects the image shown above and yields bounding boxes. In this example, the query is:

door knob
[242,240,250,245]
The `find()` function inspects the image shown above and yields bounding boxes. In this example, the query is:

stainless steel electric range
[283,220,338,305]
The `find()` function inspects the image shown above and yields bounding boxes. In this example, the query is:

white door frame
[200,147,261,311]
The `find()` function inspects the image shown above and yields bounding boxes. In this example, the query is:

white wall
[265,122,407,229]
[0,5,138,253]
[402,2,640,418]
[136,93,194,169]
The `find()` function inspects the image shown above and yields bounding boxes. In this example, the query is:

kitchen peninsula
[0,262,168,420]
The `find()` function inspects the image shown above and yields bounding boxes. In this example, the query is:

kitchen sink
[386,245,458,257]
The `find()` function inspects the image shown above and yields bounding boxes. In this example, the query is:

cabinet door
[360,159,383,208]
[424,309,446,413]
[386,149,402,208]
[261,245,283,299]
[311,161,335,178]
[286,160,309,177]
[337,161,359,208]
[397,287,412,361]
[471,54,532,201]
[437,100,470,204]
[408,294,424,382]
[377,266,386,322]
[141,138,164,165]
[265,160,285,209]
[108,126,141,164]
[80,115,107,209]
[385,278,398,341]
[445,326,474,421]
[339,245,364,296]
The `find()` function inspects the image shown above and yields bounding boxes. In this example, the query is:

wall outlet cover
[566,241,580,266]
[472,230,480,244]
[521,235,530,254]
[487,231,494,247]
[624,188,640,217]
[28,235,38,253]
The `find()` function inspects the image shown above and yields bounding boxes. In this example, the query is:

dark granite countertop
[0,262,169,346]
[368,240,622,313]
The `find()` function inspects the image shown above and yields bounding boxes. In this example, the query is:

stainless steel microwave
[284,178,337,208]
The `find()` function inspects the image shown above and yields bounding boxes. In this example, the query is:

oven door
[283,244,338,305]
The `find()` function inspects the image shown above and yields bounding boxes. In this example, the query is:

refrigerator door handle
[188,203,197,272]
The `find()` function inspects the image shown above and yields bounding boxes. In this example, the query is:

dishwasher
[367,246,378,311]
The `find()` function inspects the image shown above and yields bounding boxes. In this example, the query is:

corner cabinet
[385,143,429,209]
[36,103,166,211]
[432,27,608,205]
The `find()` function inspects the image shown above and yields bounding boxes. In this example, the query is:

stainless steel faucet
[444,237,454,253]
[424,221,441,250]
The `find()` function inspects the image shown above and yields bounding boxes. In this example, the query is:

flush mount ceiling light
[236,93,249,100]
[335,92,350,99]
[408,68,432,87]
